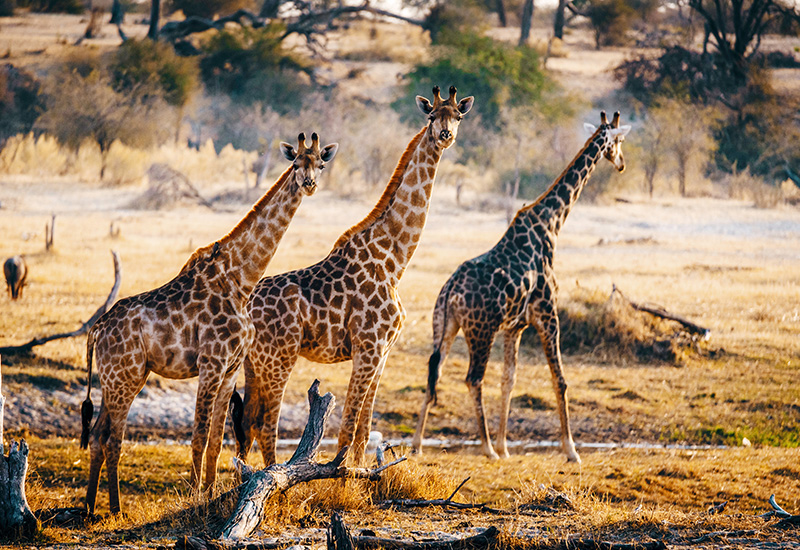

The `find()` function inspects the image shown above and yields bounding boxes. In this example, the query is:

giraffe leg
[352,352,390,464]
[203,364,240,493]
[191,355,227,492]
[496,327,524,458]
[412,307,460,454]
[530,304,580,464]
[463,328,499,460]
[237,356,259,462]
[85,404,109,515]
[338,346,382,465]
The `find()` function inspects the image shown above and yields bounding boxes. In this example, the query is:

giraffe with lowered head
[234,86,474,466]
[80,133,338,515]
[412,111,631,461]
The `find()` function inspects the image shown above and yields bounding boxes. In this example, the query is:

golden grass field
[1,10,800,549]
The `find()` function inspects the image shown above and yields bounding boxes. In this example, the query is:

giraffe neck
[332,126,443,282]
[523,129,606,235]
[188,166,302,301]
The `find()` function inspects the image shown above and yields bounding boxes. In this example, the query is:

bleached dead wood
[378,477,499,513]
[0,360,38,539]
[612,284,710,338]
[177,380,406,548]
[0,251,121,356]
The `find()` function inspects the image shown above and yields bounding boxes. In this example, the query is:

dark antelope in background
[4,255,28,300]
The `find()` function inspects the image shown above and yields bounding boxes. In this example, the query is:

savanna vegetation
[1,0,800,547]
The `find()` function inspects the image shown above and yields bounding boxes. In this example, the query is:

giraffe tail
[426,280,454,407]
[229,389,246,455]
[80,327,96,449]
[426,349,442,406]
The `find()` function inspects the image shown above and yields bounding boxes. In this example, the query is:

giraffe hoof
[485,449,501,460]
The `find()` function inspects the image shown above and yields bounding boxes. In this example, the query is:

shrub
[170,0,254,19]
[0,64,44,149]
[110,39,199,109]
[586,0,636,48]
[199,24,309,112]
[395,31,551,129]
[0,0,14,16]
[37,70,172,181]
[15,0,82,13]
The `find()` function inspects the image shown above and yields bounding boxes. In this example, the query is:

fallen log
[0,250,121,355]
[611,284,710,338]
[0,358,39,539]
[327,512,500,550]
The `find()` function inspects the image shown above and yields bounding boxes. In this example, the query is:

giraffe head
[416,85,474,149]
[280,132,338,195]
[584,111,631,172]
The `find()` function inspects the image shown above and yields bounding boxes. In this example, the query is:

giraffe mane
[179,165,295,273]
[330,126,427,250]
[515,125,604,219]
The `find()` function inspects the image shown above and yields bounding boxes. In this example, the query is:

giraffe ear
[321,143,339,162]
[280,142,297,161]
[617,125,632,137]
[416,95,433,115]
[583,123,597,134]
[457,96,474,115]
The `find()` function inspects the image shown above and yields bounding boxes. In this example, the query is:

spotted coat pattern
[412,112,631,462]
[80,134,337,515]
[237,87,474,467]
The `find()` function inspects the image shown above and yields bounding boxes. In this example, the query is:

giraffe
[412,111,631,461]
[233,86,474,467]
[80,133,338,515]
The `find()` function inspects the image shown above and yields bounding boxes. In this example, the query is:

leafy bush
[0,0,14,16]
[0,64,45,148]
[395,31,551,128]
[586,0,636,48]
[15,0,82,13]
[110,39,199,109]
[199,24,309,112]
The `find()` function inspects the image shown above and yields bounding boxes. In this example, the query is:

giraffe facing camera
[412,111,631,463]
[79,132,337,515]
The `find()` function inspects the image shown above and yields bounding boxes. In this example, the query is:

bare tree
[148,0,160,40]
[519,0,535,45]
[689,0,791,79]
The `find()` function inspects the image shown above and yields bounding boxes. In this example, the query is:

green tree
[0,65,44,149]
[172,0,254,19]
[586,0,635,48]
[199,24,309,111]
[110,39,199,110]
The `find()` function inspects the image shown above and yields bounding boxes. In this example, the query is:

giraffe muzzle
[302,178,317,194]
[439,129,452,141]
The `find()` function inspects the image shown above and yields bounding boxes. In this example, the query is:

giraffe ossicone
[412,111,631,462]
[79,132,337,515]
[234,86,474,468]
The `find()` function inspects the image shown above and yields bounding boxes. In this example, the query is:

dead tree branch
[377,476,500,513]
[0,250,122,356]
[176,380,406,548]
[612,284,710,338]
[327,512,500,550]
[159,4,425,45]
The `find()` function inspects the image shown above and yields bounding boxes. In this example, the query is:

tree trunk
[494,0,507,27]
[214,381,405,541]
[553,0,567,39]
[260,0,282,18]
[148,0,160,40]
[519,0,535,46]
[0,364,39,539]
[110,0,124,25]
